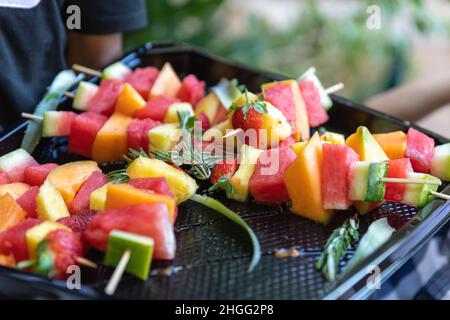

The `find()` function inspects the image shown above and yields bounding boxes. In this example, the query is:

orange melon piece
[373,131,407,160]
[262,80,310,142]
[149,63,182,99]
[92,112,133,163]
[284,133,333,224]
[0,193,27,232]
[46,161,101,206]
[104,184,176,224]
[0,254,15,267]
[0,183,30,200]
[115,83,146,116]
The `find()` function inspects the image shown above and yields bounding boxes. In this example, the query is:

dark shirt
[0,0,147,132]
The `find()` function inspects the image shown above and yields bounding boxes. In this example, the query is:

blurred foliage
[125,0,448,102]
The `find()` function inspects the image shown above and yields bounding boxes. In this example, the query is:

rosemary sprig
[316,215,360,282]
[227,89,268,119]
[106,169,130,184]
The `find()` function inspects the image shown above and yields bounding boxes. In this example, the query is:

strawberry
[210,158,238,185]
[197,112,211,131]
[58,211,97,233]
[231,107,265,131]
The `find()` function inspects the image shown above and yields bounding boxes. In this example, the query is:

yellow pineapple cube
[230,144,263,202]
[26,221,70,259]
[89,183,110,211]
[36,181,70,221]
[163,102,194,123]
[127,157,198,204]
[195,92,220,123]
[148,123,182,152]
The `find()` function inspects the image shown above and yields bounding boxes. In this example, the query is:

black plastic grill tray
[0,42,448,300]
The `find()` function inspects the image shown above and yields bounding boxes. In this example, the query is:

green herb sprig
[316,215,360,281]
[208,177,234,198]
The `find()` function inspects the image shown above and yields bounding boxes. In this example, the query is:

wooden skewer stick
[379,177,442,186]
[72,64,102,78]
[65,92,75,99]
[76,257,98,269]
[21,112,43,121]
[429,191,450,201]
[105,250,131,296]
[222,128,243,139]
[325,82,344,95]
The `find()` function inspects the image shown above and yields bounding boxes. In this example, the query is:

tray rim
[0,41,448,300]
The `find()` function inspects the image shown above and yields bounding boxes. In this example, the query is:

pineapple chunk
[127,157,198,204]
[26,221,69,259]
[36,181,70,221]
[89,183,110,212]
[230,144,264,202]
[195,92,220,123]
[320,131,345,145]
[203,119,233,142]
[148,123,182,152]
[163,102,194,123]
[290,142,307,156]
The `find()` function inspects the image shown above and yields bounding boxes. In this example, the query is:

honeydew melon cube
[402,172,440,207]
[348,162,370,201]
[430,143,450,181]
[104,230,154,280]
[102,62,131,80]
[73,81,99,111]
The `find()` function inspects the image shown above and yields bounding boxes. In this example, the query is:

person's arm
[67,32,122,69]
[365,71,450,121]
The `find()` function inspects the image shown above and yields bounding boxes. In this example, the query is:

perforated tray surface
[0,43,448,300]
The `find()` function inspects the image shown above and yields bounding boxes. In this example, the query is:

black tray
[0,42,448,300]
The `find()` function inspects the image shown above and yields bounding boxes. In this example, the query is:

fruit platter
[0,42,448,300]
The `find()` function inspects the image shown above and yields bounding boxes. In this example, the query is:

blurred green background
[124,0,449,103]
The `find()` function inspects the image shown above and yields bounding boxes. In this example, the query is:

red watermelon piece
[384,158,413,202]
[0,149,38,183]
[69,172,108,215]
[249,147,297,203]
[87,79,124,116]
[128,177,173,197]
[278,135,296,149]
[84,203,175,260]
[58,210,97,233]
[125,67,159,99]
[134,95,180,121]
[405,128,435,173]
[299,80,329,127]
[127,118,161,152]
[264,84,297,124]
[0,218,41,262]
[16,186,39,218]
[322,144,360,210]
[177,74,206,106]
[68,112,108,158]
[0,172,9,185]
[23,163,58,186]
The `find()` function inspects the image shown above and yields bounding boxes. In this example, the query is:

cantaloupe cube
[0,193,27,232]
[149,63,182,99]
[115,83,146,116]
[0,183,30,200]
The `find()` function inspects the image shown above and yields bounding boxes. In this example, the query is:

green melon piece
[366,162,388,202]
[102,62,131,80]
[73,81,99,111]
[104,230,154,280]
[348,162,370,201]
[402,172,440,207]
[430,143,450,182]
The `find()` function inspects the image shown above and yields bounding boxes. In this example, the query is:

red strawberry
[210,158,238,185]
[44,229,84,279]
[58,211,97,233]
[231,108,264,131]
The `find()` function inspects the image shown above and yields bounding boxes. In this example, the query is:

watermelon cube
[16,186,40,218]
[84,203,176,260]
[87,79,124,116]
[0,218,41,262]
[299,80,329,128]
[405,128,435,173]
[128,177,173,197]
[23,163,58,186]
[69,172,108,215]
[384,158,413,202]
[127,118,161,152]
[134,95,180,121]
[125,67,159,99]
[249,147,297,203]
[0,149,38,183]
[0,172,9,185]
[177,74,206,107]
[322,144,360,210]
[42,111,77,137]
[68,112,108,158]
